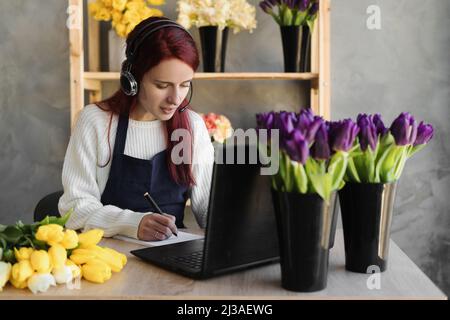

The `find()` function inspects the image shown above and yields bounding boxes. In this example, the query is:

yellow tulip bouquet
[88,0,166,38]
[0,210,127,294]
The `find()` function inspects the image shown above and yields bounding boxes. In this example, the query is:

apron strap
[113,111,130,156]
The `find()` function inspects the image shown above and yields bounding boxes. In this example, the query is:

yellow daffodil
[88,2,102,16]
[30,250,52,274]
[112,9,123,23]
[112,0,127,11]
[69,248,97,265]
[66,260,82,279]
[27,273,56,294]
[14,247,34,261]
[11,260,34,283]
[115,23,127,38]
[95,7,112,21]
[48,244,67,269]
[148,0,165,6]
[60,229,79,249]
[78,229,104,248]
[81,259,112,284]
[0,262,12,292]
[149,8,163,17]
[102,0,113,8]
[35,224,64,246]
[126,1,145,11]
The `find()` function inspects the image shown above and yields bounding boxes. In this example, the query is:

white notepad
[113,231,204,247]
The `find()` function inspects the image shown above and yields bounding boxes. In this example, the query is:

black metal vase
[271,189,337,292]
[280,25,311,72]
[198,26,228,72]
[338,182,398,273]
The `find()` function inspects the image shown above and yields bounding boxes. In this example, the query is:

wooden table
[0,229,446,300]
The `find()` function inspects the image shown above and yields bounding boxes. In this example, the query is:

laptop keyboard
[169,251,203,270]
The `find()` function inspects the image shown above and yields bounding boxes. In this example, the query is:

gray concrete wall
[0,0,448,295]
[0,0,70,224]
[330,0,450,295]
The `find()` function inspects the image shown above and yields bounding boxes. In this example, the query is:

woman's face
[136,58,194,121]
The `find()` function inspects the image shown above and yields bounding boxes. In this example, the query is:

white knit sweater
[58,104,215,239]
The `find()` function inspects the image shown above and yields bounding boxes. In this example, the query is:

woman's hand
[137,213,178,241]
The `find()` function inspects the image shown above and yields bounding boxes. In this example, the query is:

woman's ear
[179,82,193,113]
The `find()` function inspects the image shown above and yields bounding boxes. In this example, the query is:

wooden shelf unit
[69,0,331,130]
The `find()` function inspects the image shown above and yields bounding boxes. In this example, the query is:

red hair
[95,17,200,187]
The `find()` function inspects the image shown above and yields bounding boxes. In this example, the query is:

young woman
[58,17,214,241]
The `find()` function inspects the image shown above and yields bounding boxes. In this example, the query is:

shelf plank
[83,72,319,81]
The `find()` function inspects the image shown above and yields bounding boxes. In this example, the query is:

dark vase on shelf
[280,25,311,72]
[271,189,337,292]
[338,181,398,273]
[299,25,311,72]
[198,26,228,72]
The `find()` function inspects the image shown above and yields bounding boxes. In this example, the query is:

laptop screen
[202,143,280,275]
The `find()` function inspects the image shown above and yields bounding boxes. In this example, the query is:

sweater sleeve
[189,112,215,228]
[58,108,149,239]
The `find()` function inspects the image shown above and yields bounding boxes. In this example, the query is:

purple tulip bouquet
[259,0,319,28]
[256,108,358,203]
[346,113,434,183]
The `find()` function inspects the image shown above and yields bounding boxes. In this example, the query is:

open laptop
[130,143,280,279]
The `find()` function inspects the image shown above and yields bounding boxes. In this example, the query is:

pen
[143,192,178,237]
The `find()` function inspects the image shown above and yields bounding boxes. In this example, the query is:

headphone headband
[120,17,195,106]
[126,19,194,63]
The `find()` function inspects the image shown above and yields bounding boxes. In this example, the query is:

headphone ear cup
[120,70,138,96]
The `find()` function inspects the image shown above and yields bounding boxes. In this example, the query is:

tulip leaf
[38,208,73,227]
[294,11,307,26]
[329,151,349,190]
[306,19,315,34]
[376,133,395,163]
[1,226,23,244]
[393,146,409,180]
[282,7,293,25]
[39,216,50,226]
[292,162,308,193]
[379,145,404,182]
[352,154,368,182]
[345,157,361,183]
[0,236,6,250]
[305,158,332,203]
[2,248,16,264]
[0,224,6,233]
[375,143,394,183]
[408,144,425,158]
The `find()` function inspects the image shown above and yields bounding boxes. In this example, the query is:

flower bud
[48,244,67,269]
[10,278,28,289]
[86,245,125,273]
[30,250,52,274]
[60,229,79,249]
[52,265,74,284]
[11,260,34,283]
[35,224,64,246]
[0,261,12,291]
[14,247,34,261]
[66,260,82,278]
[69,248,97,265]
[78,229,104,248]
[81,259,112,284]
[27,273,56,294]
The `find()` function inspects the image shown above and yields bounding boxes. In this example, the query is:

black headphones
[120,17,195,113]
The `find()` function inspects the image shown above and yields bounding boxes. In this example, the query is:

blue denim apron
[100,111,188,228]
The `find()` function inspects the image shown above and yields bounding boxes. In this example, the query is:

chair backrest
[33,190,64,222]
